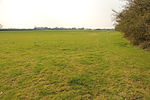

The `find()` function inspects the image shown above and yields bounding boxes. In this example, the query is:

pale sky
[0,0,125,29]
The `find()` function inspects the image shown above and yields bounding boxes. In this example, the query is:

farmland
[0,30,150,100]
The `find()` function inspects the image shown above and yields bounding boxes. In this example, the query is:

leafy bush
[114,0,150,50]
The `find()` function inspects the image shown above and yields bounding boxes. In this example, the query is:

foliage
[114,0,150,50]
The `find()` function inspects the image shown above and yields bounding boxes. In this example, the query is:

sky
[0,0,125,29]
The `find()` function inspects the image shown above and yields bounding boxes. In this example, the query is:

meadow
[0,30,150,100]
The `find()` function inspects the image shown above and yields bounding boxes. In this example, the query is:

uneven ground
[0,30,150,100]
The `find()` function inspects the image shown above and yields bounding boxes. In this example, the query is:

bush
[114,0,150,50]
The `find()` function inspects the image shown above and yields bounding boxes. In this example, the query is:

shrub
[114,0,150,50]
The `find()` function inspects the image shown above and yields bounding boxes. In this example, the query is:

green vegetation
[0,30,150,99]
[114,0,150,50]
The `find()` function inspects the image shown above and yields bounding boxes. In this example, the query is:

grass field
[0,30,150,100]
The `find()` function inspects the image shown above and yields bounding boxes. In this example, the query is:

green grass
[0,30,150,100]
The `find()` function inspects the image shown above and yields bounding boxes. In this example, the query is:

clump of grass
[68,74,92,87]
[10,70,23,77]
[51,60,68,67]
[39,89,50,96]
[113,42,129,47]
[34,63,44,75]
[130,74,148,82]
[25,63,31,67]
[49,72,58,84]
[79,60,93,65]
[96,64,109,72]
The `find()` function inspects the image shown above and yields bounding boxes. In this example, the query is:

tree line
[114,0,150,50]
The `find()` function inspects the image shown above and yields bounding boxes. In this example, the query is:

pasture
[0,30,150,99]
